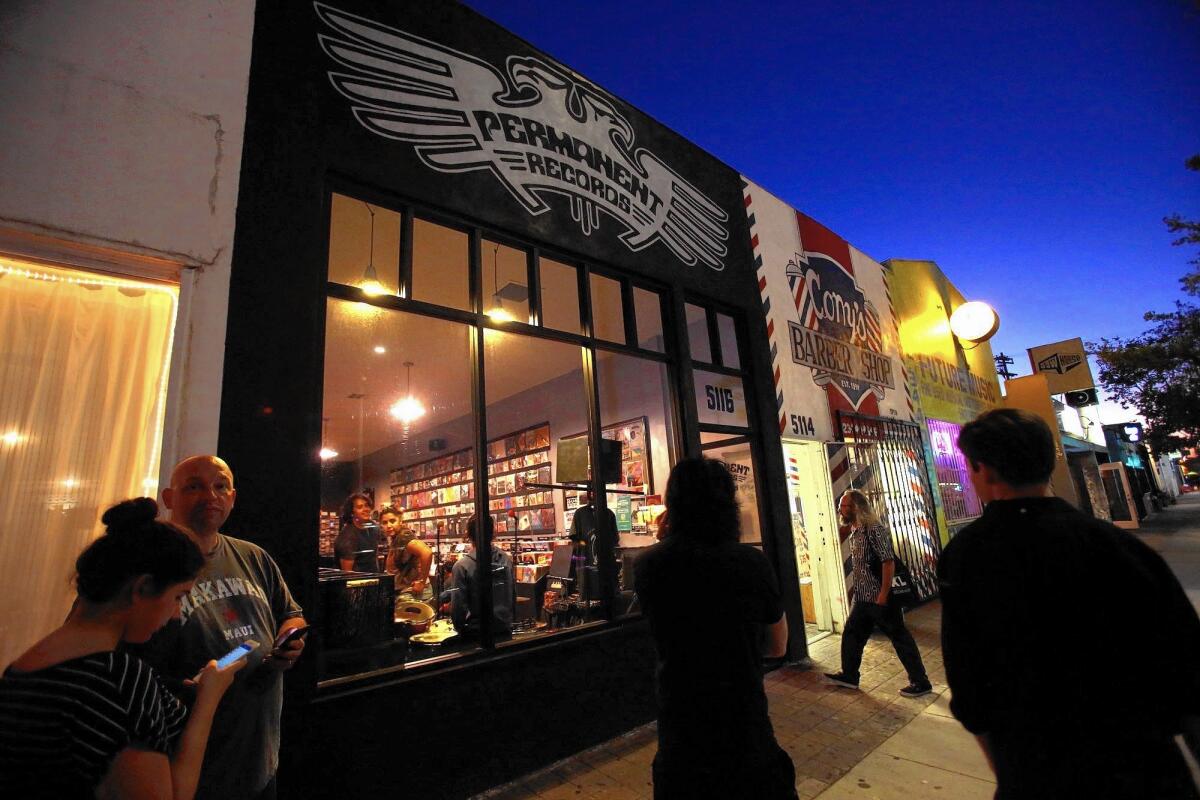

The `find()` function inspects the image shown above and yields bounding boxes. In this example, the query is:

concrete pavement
[474,492,1200,799]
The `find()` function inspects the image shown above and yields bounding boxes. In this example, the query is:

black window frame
[317,182,684,687]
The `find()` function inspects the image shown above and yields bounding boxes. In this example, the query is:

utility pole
[994,352,1017,380]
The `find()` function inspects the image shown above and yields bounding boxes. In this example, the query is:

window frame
[318,183,684,685]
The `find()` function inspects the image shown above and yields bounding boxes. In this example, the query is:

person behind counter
[450,514,515,636]
[381,506,433,603]
[335,492,383,573]
[0,498,241,800]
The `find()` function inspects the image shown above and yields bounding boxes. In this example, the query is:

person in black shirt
[941,408,1200,799]
[335,492,383,573]
[450,514,515,636]
[634,458,794,800]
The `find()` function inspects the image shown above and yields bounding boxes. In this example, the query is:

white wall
[0,0,255,466]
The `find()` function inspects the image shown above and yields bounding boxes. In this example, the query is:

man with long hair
[634,458,794,799]
[825,489,931,697]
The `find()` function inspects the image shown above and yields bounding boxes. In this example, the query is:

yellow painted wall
[885,259,1002,425]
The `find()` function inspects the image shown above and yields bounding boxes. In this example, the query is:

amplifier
[318,568,395,649]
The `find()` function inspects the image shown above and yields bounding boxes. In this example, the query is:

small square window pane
[412,218,469,311]
[539,258,580,334]
[685,303,712,363]
[328,193,400,296]
[633,287,664,352]
[717,313,740,369]
[590,273,625,344]
[484,239,530,323]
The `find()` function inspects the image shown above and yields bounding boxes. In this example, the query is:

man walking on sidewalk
[940,408,1200,799]
[825,489,931,698]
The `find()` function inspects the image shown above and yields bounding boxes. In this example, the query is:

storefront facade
[743,183,945,642]
[884,259,1002,543]
[219,3,800,796]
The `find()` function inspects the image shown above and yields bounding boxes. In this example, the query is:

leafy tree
[1091,156,1200,453]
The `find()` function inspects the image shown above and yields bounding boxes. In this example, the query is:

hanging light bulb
[359,202,387,297]
[319,417,339,460]
[484,243,514,321]
[390,361,427,424]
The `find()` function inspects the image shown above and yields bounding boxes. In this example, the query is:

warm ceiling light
[319,417,338,461]
[358,201,389,297]
[1,431,21,445]
[62,478,78,488]
[949,301,1000,343]
[486,306,515,323]
[373,345,386,354]
[390,397,426,424]
[390,361,427,424]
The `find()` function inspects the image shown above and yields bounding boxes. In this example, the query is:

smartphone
[271,625,311,654]
[193,640,259,682]
[215,640,259,669]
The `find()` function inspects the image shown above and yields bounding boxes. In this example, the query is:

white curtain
[0,258,177,667]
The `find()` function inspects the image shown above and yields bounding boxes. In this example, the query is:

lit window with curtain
[0,258,178,668]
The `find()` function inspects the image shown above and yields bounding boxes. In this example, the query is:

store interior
[315,197,679,676]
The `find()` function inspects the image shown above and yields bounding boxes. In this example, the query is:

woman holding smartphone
[0,498,241,800]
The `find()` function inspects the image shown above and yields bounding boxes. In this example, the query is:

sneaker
[824,672,859,689]
[899,682,932,698]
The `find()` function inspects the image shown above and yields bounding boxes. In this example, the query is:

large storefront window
[319,190,685,681]
[926,418,982,521]
[320,299,480,677]
[0,260,178,669]
[596,350,677,615]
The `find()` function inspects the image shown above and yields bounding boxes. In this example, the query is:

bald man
[131,456,306,800]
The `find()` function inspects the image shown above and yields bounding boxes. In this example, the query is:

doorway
[782,439,846,642]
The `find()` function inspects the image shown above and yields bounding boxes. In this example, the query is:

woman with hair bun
[0,498,242,800]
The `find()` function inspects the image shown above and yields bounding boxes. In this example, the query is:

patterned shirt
[0,651,187,799]
[849,523,895,602]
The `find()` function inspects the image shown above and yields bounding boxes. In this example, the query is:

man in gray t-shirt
[133,456,306,800]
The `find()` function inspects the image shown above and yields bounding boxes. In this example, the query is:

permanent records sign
[315,2,729,270]
[1027,337,1095,395]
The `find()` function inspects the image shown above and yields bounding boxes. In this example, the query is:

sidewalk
[475,493,1200,800]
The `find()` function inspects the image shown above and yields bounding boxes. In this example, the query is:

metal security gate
[828,411,941,601]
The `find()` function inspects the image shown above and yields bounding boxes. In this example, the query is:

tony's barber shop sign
[315,3,729,269]
[786,250,894,412]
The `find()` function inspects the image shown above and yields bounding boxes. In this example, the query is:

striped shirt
[0,651,187,799]
[849,523,895,602]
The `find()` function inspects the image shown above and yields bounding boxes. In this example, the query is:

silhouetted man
[941,409,1200,799]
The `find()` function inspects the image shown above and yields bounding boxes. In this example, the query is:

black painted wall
[219,1,803,796]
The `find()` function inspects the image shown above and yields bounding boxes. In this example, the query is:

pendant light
[390,361,426,424]
[359,202,386,297]
[485,243,514,322]
[319,417,338,460]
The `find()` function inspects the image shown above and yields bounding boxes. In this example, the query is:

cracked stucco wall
[0,0,256,464]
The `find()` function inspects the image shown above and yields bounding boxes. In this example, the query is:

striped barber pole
[742,179,788,434]
[881,263,917,422]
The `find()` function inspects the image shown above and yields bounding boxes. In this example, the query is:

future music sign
[315,2,730,270]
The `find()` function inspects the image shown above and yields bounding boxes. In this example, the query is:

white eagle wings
[314,2,729,270]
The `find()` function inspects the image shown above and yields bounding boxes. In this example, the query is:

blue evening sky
[463,0,1199,401]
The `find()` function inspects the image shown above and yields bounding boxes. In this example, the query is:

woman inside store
[335,492,384,573]
[381,505,434,604]
[634,458,795,800]
[0,498,242,800]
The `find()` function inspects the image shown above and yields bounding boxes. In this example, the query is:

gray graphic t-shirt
[130,535,302,800]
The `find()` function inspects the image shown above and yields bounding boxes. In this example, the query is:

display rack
[388,422,557,542]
